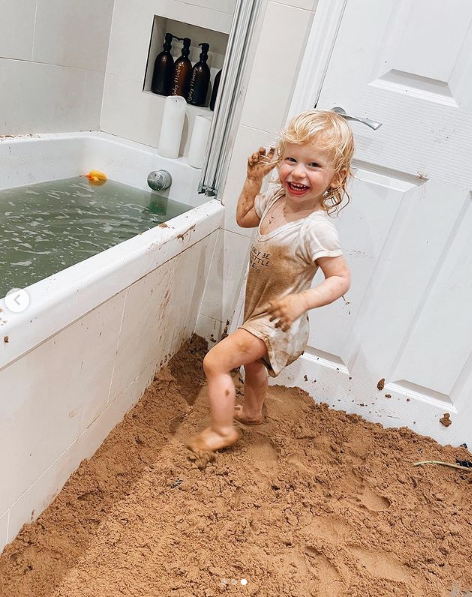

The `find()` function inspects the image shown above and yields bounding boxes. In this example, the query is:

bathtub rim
[0,131,204,203]
[0,198,224,372]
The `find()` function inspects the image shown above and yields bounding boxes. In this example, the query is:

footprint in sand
[304,546,346,597]
[359,485,391,512]
[339,476,391,513]
[301,514,351,545]
[349,546,413,584]
[245,432,278,471]
[344,429,373,465]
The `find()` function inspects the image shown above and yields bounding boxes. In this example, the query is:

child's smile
[286,181,310,196]
[279,141,337,208]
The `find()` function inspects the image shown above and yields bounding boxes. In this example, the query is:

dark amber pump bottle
[151,33,174,96]
[210,69,221,111]
[187,43,210,106]
[171,37,192,98]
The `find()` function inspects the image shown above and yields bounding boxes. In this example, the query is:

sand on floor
[0,335,471,597]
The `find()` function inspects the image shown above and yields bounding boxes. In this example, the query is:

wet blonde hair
[274,109,355,215]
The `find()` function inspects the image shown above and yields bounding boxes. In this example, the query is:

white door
[275,0,472,447]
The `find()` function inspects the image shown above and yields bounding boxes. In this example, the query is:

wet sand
[0,336,471,597]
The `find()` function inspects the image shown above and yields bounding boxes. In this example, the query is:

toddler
[188,109,354,457]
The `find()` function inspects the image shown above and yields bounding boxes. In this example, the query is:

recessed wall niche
[144,16,229,111]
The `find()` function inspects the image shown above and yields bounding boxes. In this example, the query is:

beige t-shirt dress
[239,189,343,377]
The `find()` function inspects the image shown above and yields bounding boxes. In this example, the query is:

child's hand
[268,294,308,332]
[247,147,276,182]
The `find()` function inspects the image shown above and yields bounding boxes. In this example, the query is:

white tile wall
[275,0,318,10]
[6,361,156,546]
[199,7,234,34]
[0,59,103,135]
[101,73,161,148]
[166,232,218,353]
[0,291,125,515]
[199,229,251,326]
[109,260,174,400]
[240,2,314,132]
[164,1,231,31]
[33,0,114,70]
[106,0,155,83]
[194,313,226,346]
[0,0,36,60]
[0,0,113,135]
[109,232,216,399]
[79,69,107,127]
[181,0,236,14]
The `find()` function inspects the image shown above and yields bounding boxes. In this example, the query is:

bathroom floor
[0,336,471,597]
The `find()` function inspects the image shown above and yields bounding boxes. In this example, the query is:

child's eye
[309,162,320,168]
[285,157,296,162]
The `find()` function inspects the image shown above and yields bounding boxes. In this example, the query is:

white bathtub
[0,132,224,553]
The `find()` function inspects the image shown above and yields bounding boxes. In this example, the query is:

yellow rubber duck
[84,170,107,185]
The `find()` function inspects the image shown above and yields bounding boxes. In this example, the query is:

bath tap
[147,170,172,192]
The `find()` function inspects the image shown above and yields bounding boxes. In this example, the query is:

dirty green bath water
[0,177,192,298]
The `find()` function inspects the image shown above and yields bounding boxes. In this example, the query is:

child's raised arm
[236,147,275,228]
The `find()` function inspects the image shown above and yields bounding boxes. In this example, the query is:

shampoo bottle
[171,37,192,98]
[210,69,222,111]
[151,33,175,96]
[187,43,210,107]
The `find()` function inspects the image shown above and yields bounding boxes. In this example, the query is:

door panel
[278,0,472,446]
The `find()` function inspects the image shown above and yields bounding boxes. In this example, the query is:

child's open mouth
[287,181,310,196]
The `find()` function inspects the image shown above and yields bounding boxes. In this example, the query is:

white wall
[0,0,114,135]
[196,0,318,342]
[101,0,235,156]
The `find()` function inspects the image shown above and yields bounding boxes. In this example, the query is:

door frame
[288,0,348,117]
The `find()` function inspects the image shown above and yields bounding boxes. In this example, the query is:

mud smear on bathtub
[1,336,472,597]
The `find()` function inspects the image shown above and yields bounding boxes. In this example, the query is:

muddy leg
[187,329,267,455]
[234,360,268,425]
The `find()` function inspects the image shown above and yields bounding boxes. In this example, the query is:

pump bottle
[151,33,175,96]
[171,37,192,98]
[210,69,222,111]
[187,43,211,107]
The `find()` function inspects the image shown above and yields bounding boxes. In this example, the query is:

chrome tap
[147,170,172,192]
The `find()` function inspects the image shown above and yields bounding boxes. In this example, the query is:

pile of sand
[0,335,471,597]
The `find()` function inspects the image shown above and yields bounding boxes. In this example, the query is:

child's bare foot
[234,405,265,425]
[187,426,240,454]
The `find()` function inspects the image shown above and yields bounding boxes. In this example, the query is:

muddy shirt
[240,189,342,377]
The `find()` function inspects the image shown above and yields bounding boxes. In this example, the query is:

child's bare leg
[187,329,267,453]
[234,360,268,424]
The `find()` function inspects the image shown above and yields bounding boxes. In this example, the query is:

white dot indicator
[241,579,248,585]
[5,288,30,313]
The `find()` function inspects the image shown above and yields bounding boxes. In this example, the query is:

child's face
[279,141,338,206]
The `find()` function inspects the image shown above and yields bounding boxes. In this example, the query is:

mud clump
[440,413,452,427]
[0,337,471,597]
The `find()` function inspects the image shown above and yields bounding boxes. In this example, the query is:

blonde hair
[274,109,355,215]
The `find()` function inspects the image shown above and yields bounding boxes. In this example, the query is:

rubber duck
[84,170,107,185]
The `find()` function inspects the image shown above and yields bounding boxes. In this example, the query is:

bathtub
[0,132,224,553]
